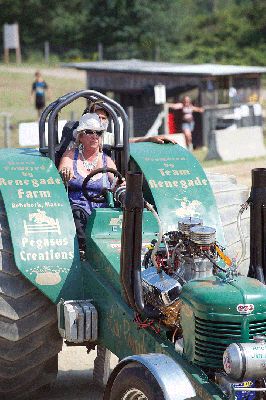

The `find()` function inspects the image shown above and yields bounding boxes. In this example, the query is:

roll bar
[39,91,77,149]
[39,90,129,175]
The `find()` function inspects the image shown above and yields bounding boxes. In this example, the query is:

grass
[0,68,86,147]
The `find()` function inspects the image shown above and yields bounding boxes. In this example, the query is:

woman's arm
[192,106,204,113]
[106,156,117,183]
[130,135,178,144]
[58,149,75,184]
[167,102,183,110]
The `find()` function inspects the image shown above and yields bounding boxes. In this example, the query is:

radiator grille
[194,317,266,368]
[194,316,242,368]
[249,319,266,339]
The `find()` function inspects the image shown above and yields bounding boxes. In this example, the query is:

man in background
[31,71,50,117]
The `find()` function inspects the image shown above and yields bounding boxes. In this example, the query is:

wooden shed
[65,59,266,148]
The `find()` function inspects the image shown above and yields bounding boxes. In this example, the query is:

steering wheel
[82,167,123,203]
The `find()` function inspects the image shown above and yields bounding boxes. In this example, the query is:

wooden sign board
[3,23,21,63]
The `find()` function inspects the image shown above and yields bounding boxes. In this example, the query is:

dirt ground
[205,158,266,189]
[33,345,117,400]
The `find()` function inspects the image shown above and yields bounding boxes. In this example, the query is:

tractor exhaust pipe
[120,172,142,309]
[120,172,160,318]
[248,168,266,283]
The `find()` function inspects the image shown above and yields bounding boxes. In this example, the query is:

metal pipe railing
[39,91,77,149]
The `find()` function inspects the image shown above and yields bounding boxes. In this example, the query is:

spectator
[168,96,204,150]
[31,71,50,118]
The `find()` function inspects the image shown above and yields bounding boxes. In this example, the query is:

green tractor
[0,90,265,400]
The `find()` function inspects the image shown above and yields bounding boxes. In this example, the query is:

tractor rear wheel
[207,172,250,276]
[109,362,165,400]
[0,196,63,400]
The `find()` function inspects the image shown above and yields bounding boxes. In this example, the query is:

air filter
[178,217,203,235]
[190,226,216,245]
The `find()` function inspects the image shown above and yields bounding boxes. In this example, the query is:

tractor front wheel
[109,362,165,400]
[0,196,63,400]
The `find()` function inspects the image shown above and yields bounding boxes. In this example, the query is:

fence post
[1,113,12,148]
[44,41,50,64]
[163,103,169,135]
[4,114,11,148]
[127,106,134,139]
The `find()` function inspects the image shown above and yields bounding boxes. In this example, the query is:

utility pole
[98,43,103,61]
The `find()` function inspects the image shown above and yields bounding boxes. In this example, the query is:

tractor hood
[180,274,266,315]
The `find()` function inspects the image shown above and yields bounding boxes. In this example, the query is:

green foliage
[174,0,266,65]
[0,0,265,64]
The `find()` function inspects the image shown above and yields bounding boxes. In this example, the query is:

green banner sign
[0,148,82,303]
[130,143,225,244]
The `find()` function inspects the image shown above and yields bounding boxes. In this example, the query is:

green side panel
[0,148,83,303]
[85,208,158,293]
[84,208,226,397]
[130,143,225,244]
[82,261,226,400]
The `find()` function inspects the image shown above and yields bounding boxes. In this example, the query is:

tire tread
[0,196,62,399]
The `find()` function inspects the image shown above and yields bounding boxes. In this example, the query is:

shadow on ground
[27,346,105,400]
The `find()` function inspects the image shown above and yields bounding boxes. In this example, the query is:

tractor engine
[141,217,218,328]
[141,216,266,376]
[143,217,216,280]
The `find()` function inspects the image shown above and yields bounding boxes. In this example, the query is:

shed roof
[64,59,266,76]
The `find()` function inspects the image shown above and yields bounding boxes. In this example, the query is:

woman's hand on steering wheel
[82,167,124,203]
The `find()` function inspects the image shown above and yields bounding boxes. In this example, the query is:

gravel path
[0,65,85,80]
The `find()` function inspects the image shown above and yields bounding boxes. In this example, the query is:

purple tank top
[68,148,111,215]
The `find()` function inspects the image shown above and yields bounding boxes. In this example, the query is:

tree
[0,0,265,65]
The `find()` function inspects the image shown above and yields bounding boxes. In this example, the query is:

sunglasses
[82,129,104,136]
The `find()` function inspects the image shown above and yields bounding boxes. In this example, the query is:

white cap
[76,113,103,132]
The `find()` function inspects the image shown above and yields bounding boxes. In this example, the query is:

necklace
[79,148,99,171]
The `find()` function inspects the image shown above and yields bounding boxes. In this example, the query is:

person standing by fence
[168,95,204,151]
[31,71,50,118]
